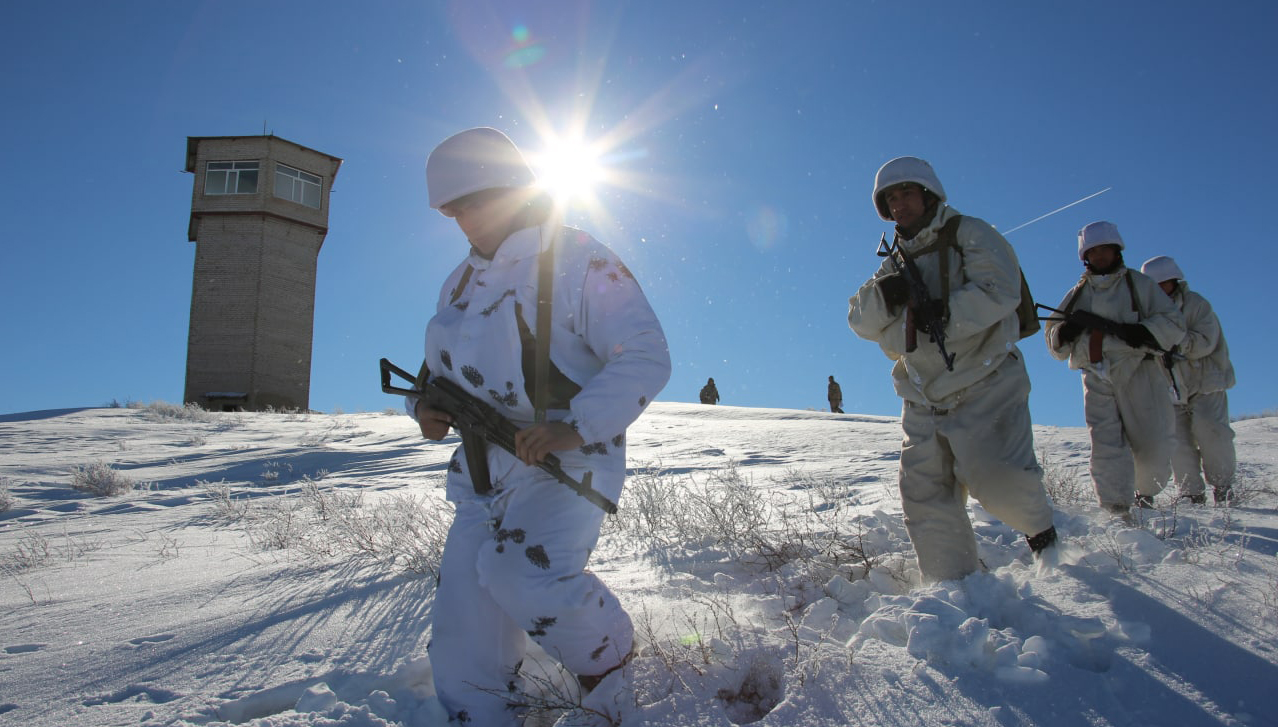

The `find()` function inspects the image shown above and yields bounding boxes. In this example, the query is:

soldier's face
[441,188,524,257]
[1084,244,1120,272]
[886,184,926,230]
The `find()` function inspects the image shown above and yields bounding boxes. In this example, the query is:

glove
[1057,319,1084,344]
[913,299,948,335]
[1117,323,1158,349]
[877,273,909,310]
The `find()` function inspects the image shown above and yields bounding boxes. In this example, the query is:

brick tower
[183,136,342,411]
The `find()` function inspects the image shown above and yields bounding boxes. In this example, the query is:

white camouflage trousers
[898,354,1055,582]
[1172,390,1236,497]
[430,474,632,726]
[1082,360,1175,509]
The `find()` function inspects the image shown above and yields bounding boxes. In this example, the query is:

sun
[531,136,605,204]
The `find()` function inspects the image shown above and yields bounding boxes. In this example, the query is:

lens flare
[746,205,788,251]
[504,24,546,68]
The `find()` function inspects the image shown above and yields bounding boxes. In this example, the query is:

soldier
[1043,222,1186,517]
[848,156,1057,583]
[827,375,843,413]
[1141,255,1237,505]
[410,127,670,726]
[699,377,720,405]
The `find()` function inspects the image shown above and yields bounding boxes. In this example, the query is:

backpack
[930,215,1041,340]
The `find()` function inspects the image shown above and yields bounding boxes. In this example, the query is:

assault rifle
[1161,346,1186,402]
[1035,303,1125,337]
[1035,304,1182,400]
[379,358,616,514]
[877,233,955,371]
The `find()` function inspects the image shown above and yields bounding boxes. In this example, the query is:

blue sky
[2,0,1275,427]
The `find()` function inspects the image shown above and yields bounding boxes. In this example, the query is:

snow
[2,402,1277,727]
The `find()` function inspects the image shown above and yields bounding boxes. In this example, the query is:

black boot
[1134,493,1155,509]
[1027,526,1057,556]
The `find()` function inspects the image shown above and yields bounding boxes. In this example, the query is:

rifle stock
[379,358,616,514]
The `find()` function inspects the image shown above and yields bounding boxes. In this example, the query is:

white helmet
[872,156,947,222]
[1141,255,1184,283]
[1077,220,1124,262]
[426,127,536,209]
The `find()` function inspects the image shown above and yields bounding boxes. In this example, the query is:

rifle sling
[533,227,555,424]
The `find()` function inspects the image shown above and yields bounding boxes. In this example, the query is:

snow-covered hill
[1,403,1276,726]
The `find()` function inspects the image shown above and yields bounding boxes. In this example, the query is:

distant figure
[848,156,1057,582]
[1044,222,1185,518]
[699,377,720,405]
[827,375,843,413]
[1141,255,1237,505]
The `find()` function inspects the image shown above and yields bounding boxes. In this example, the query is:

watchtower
[182,135,342,411]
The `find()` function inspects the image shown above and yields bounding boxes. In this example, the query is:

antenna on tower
[263,119,267,135]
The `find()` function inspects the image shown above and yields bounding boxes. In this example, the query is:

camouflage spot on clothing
[526,544,551,570]
[639,396,648,406]
[453,300,469,312]
[617,262,635,280]
[489,382,519,407]
[588,257,608,272]
[590,637,611,661]
[449,455,463,474]
[528,616,558,637]
[440,350,453,370]
[496,528,526,545]
[581,442,608,456]
[481,289,516,317]
[612,433,625,448]
[462,365,484,388]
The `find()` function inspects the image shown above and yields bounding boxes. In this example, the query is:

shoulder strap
[448,265,475,306]
[1124,269,1143,317]
[533,228,555,423]
[1062,278,1086,315]
[934,215,963,301]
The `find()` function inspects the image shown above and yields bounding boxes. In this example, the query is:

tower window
[275,164,322,208]
[205,161,259,195]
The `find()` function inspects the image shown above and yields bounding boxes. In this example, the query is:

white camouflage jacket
[409,222,670,502]
[1168,281,1235,397]
[1044,265,1186,387]
[848,204,1027,409]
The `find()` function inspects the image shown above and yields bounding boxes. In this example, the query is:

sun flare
[531,137,605,204]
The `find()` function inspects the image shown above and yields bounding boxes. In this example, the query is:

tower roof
[184,135,343,174]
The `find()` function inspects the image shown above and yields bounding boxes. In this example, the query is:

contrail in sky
[1002,187,1112,235]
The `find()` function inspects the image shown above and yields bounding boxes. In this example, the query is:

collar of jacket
[1084,265,1129,290]
[468,223,549,267]
[898,203,960,253]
